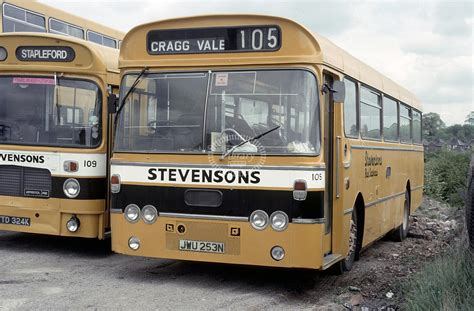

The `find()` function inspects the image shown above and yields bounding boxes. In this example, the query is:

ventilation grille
[0,165,51,198]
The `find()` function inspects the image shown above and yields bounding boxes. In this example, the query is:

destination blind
[16,46,75,62]
[147,25,281,55]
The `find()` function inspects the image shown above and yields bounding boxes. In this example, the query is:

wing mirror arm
[322,81,345,103]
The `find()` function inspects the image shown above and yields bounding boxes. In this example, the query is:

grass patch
[403,243,474,310]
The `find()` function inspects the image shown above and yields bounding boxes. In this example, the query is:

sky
[40,0,473,125]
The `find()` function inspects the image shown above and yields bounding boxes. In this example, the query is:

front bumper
[0,195,106,238]
[111,213,325,269]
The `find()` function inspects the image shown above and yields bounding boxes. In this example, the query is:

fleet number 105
[239,27,280,51]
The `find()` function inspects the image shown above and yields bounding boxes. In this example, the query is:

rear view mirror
[332,80,345,103]
[108,94,118,114]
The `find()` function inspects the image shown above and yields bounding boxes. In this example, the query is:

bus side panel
[409,149,424,214]
[345,142,423,248]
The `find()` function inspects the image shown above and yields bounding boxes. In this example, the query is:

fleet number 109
[239,27,279,51]
[84,160,97,168]
[311,173,323,181]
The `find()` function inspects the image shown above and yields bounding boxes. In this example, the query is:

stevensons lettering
[16,46,75,62]
[0,153,44,164]
[147,26,281,55]
[0,151,106,177]
[148,167,261,185]
[364,151,383,178]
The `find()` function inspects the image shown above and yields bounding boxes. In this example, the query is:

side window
[383,97,398,141]
[68,25,84,39]
[412,110,422,144]
[360,86,381,140]
[87,31,117,48]
[343,78,358,137]
[400,104,412,143]
[2,4,46,33]
[103,36,117,49]
[49,19,84,39]
[50,19,67,34]
[87,31,103,44]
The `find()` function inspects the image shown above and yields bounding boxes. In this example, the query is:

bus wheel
[332,208,358,274]
[391,190,410,242]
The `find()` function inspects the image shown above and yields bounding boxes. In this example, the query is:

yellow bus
[0,32,119,239]
[0,0,124,49]
[110,15,423,271]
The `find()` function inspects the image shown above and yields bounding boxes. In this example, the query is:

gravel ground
[0,197,463,310]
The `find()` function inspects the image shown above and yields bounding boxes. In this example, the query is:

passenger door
[323,71,350,258]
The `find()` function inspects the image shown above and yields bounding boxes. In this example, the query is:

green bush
[403,245,474,310]
[424,151,471,206]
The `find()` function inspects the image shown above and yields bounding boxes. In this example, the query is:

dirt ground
[314,196,465,310]
[0,196,464,310]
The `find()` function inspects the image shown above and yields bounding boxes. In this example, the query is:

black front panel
[0,165,51,198]
[51,177,106,200]
[112,185,324,220]
[0,164,106,200]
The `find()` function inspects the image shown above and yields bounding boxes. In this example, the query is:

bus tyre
[391,190,410,242]
[332,208,358,274]
[466,157,473,249]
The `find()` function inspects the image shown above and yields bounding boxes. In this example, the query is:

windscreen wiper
[114,67,149,123]
[220,125,281,160]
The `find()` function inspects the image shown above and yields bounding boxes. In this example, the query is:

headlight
[271,246,285,261]
[141,205,157,224]
[128,237,140,250]
[124,204,140,223]
[0,47,7,61]
[250,210,269,230]
[270,211,289,231]
[66,216,80,232]
[63,178,80,198]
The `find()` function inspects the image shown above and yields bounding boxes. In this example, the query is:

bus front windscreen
[115,70,320,155]
[0,76,102,148]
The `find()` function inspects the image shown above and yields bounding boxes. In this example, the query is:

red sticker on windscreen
[12,77,55,85]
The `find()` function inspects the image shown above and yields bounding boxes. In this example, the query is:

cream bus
[0,0,124,49]
[0,32,119,239]
[110,15,423,271]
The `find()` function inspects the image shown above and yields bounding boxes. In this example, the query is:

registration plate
[0,215,31,227]
[179,239,225,254]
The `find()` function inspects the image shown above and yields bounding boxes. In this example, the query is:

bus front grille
[0,165,52,198]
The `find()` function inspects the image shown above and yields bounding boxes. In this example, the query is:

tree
[423,112,446,139]
[465,112,474,125]
[444,124,466,140]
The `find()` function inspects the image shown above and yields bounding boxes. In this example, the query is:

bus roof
[120,14,421,111]
[0,32,119,83]
[1,0,125,42]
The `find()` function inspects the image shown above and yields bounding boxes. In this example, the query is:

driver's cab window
[206,70,318,154]
[53,82,100,145]
[119,73,208,152]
